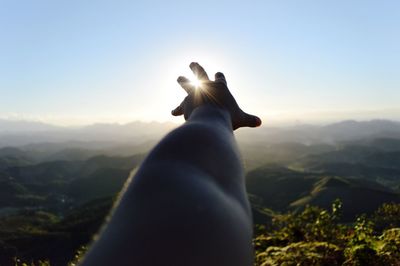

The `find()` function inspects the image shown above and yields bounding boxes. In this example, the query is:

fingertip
[215,72,225,79]
[177,76,194,94]
[189,62,209,81]
[177,76,188,83]
[243,113,262,128]
[214,72,227,85]
[171,105,184,116]
[189,62,198,69]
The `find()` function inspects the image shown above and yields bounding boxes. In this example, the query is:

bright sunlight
[190,78,202,89]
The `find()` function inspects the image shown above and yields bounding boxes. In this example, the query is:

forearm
[142,105,249,207]
[81,106,253,266]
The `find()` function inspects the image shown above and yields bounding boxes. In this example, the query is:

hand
[171,62,262,130]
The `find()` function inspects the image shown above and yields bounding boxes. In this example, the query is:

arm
[80,63,261,266]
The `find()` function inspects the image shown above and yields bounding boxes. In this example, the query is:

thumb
[241,112,262,128]
[171,105,184,116]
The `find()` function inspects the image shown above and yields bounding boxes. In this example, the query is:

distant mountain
[81,121,176,136]
[1,118,400,222]
[239,141,336,170]
[246,165,400,221]
[18,140,157,162]
[367,138,400,151]
[237,119,400,145]
[0,120,177,147]
[0,147,35,170]
[0,153,145,210]
[320,120,400,141]
[0,119,61,132]
[289,176,400,219]
[68,168,131,202]
[1,118,399,148]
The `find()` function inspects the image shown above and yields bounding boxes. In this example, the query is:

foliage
[372,202,400,233]
[67,245,88,266]
[254,200,400,266]
[256,242,343,266]
[0,198,113,266]
[269,199,346,244]
[14,258,51,266]
[1,199,399,266]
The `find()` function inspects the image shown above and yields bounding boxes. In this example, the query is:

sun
[190,78,202,89]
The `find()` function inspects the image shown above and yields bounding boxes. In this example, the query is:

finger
[241,112,262,128]
[189,62,210,81]
[171,104,184,116]
[177,76,194,94]
[214,72,227,86]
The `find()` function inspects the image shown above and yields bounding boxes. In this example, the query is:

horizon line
[0,117,400,130]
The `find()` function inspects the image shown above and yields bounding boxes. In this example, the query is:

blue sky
[0,0,399,125]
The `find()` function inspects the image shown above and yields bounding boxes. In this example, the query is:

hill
[246,165,400,222]
[0,154,144,211]
[0,120,176,147]
[237,119,400,145]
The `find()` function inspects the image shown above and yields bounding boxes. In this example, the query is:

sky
[0,0,399,126]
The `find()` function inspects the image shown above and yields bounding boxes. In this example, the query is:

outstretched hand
[171,62,262,130]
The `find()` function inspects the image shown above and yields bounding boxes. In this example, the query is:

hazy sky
[0,0,399,125]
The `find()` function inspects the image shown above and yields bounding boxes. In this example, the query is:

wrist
[188,105,232,131]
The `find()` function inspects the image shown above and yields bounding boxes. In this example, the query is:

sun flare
[190,78,202,89]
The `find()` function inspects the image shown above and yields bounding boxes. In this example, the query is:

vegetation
[0,197,114,265]
[4,201,400,266]
[254,201,400,266]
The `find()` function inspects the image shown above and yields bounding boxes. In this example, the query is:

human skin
[80,63,262,266]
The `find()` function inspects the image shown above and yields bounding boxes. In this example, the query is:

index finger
[189,62,210,81]
[177,76,195,94]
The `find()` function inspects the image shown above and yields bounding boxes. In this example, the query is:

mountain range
[0,119,177,147]
[1,119,400,147]
[0,118,400,264]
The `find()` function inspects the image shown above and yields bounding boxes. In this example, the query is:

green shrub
[254,201,400,266]
[256,242,343,266]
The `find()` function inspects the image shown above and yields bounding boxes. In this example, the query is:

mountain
[1,119,399,149]
[0,153,145,210]
[80,121,176,139]
[0,147,35,170]
[239,141,336,171]
[321,120,400,141]
[246,165,400,222]
[237,119,400,145]
[0,120,177,147]
[0,119,62,132]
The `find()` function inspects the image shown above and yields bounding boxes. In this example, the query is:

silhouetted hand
[171,62,262,130]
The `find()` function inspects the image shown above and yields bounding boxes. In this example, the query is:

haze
[0,0,399,126]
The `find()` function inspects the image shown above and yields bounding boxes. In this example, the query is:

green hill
[246,165,400,221]
[0,197,114,266]
[68,168,131,202]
